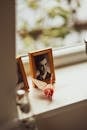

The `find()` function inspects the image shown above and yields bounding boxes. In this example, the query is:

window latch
[84,35,87,55]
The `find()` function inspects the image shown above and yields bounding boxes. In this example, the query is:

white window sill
[17,61,87,120]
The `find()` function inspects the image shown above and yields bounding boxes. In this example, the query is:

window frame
[22,44,87,76]
[53,44,87,67]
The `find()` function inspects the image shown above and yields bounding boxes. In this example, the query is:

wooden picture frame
[29,48,55,87]
[16,57,29,91]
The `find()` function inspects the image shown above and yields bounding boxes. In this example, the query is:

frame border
[16,57,29,91]
[29,48,55,87]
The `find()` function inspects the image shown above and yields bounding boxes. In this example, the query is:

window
[16,0,87,67]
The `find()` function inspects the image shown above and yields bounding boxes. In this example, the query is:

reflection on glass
[16,89,38,130]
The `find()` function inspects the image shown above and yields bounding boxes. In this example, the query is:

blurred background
[16,0,87,56]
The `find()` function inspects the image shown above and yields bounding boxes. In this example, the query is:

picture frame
[16,57,29,91]
[29,48,55,87]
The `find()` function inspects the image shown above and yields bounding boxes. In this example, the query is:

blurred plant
[43,26,70,38]
[16,0,81,55]
[26,0,39,9]
[18,21,29,38]
[47,6,70,22]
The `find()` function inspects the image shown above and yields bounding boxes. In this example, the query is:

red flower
[43,84,54,98]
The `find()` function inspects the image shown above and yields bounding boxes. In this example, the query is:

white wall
[0,0,17,127]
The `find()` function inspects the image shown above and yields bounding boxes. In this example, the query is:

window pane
[16,0,87,56]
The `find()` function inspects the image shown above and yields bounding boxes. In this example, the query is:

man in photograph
[35,55,51,81]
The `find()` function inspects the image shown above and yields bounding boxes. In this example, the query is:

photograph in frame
[16,57,29,91]
[29,48,55,87]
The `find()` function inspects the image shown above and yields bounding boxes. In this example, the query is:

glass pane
[16,0,87,56]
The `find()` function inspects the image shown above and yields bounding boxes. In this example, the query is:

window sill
[17,61,87,120]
